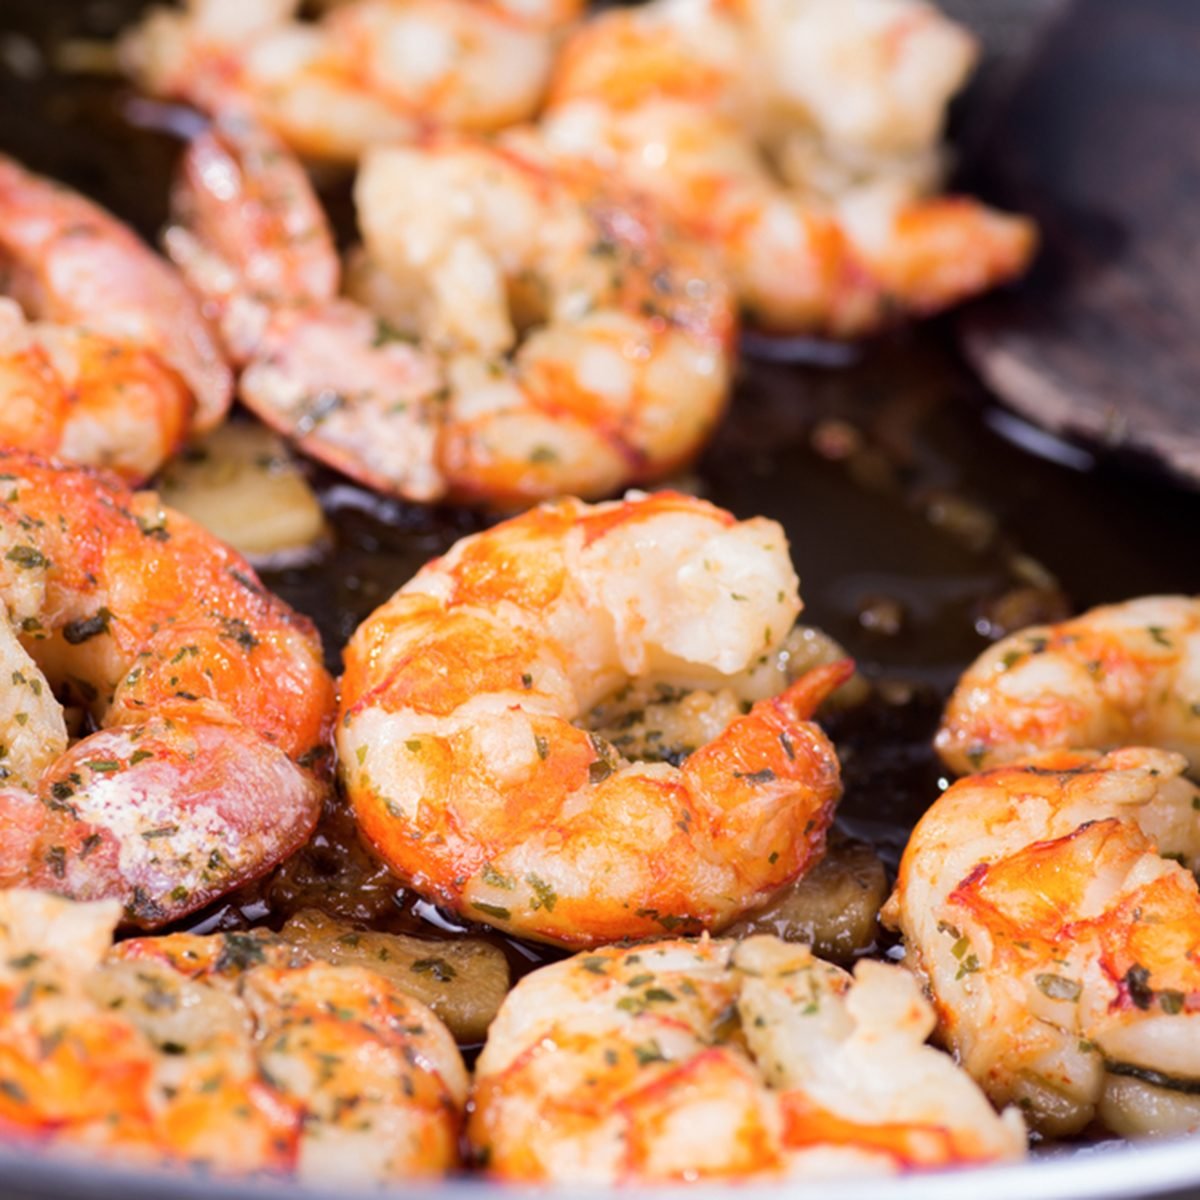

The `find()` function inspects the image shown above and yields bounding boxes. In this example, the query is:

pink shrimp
[0,449,334,926]
[0,155,231,480]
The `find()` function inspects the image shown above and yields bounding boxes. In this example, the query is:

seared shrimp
[0,450,334,927]
[168,118,734,506]
[338,491,846,946]
[121,0,581,162]
[885,747,1200,1138]
[540,0,1035,334]
[351,137,734,504]
[737,0,980,197]
[937,596,1200,775]
[0,890,466,1180]
[0,156,231,480]
[470,935,1025,1182]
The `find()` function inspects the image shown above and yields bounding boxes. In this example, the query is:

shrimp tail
[775,658,855,720]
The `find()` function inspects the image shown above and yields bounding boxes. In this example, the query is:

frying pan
[2,1,1200,1196]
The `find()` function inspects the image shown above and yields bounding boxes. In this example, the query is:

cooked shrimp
[470,934,1025,1182]
[737,0,980,197]
[0,449,334,927]
[168,118,735,506]
[0,889,466,1180]
[539,0,1035,334]
[0,303,192,484]
[338,491,846,946]
[351,137,735,505]
[937,596,1200,775]
[165,115,446,499]
[0,155,231,480]
[0,891,160,1156]
[884,747,1200,1139]
[120,0,581,163]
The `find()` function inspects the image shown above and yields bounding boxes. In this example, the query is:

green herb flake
[62,608,113,645]
[481,862,514,891]
[141,825,179,841]
[633,907,698,934]
[1034,973,1081,1002]
[217,615,259,651]
[410,958,457,983]
[1160,990,1186,1015]
[214,933,267,973]
[372,318,417,347]
[633,1039,667,1067]
[6,546,47,570]
[527,873,557,912]
[734,768,777,785]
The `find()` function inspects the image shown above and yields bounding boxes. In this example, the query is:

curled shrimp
[884,747,1200,1139]
[735,0,982,196]
[120,0,581,163]
[469,934,1026,1182]
[539,0,1035,335]
[168,117,734,506]
[0,889,466,1180]
[0,449,334,927]
[338,490,847,946]
[0,155,231,481]
[937,596,1200,775]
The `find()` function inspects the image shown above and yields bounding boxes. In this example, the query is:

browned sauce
[5,0,1200,1042]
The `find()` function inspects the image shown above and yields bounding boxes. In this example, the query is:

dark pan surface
[960,0,1200,487]
[2,0,1200,1195]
